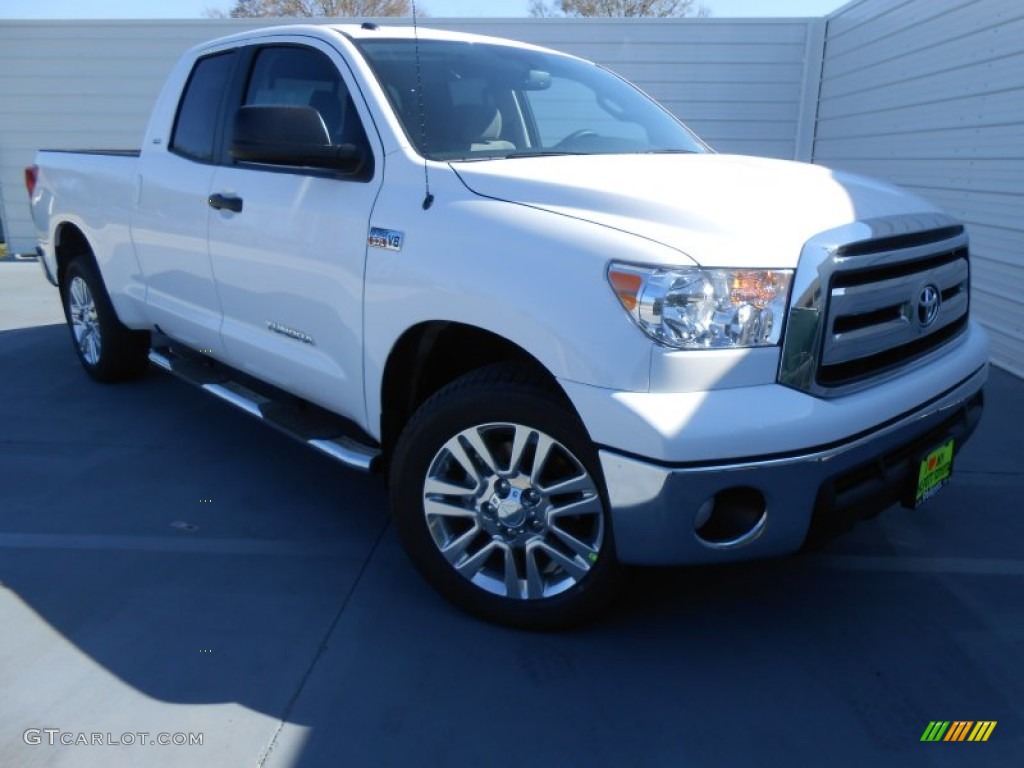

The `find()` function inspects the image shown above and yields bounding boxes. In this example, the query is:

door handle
[209,193,243,213]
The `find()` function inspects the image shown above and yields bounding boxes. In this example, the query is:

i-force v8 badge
[368,227,403,252]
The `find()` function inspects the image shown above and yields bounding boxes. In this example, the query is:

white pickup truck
[27,23,988,627]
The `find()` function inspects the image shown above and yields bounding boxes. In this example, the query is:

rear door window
[170,51,236,162]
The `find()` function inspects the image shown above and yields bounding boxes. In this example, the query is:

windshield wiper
[445,152,584,163]
[501,151,588,159]
[637,149,700,154]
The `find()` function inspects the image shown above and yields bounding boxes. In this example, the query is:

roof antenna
[412,0,434,210]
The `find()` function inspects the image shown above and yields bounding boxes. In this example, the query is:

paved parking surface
[1,261,1022,767]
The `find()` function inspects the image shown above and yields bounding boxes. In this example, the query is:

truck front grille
[779,215,970,397]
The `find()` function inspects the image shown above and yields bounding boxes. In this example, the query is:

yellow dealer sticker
[914,438,954,507]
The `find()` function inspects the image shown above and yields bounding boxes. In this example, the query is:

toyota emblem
[917,284,941,328]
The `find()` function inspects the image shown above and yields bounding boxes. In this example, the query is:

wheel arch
[53,221,94,287]
[379,321,581,462]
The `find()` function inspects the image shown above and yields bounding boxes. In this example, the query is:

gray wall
[813,0,1024,377]
[1,5,1021,374]
[0,17,821,255]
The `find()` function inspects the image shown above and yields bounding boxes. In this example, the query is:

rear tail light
[24,164,39,197]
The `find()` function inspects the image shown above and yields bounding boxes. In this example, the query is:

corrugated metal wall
[0,17,820,255]
[1,7,1021,374]
[0,19,259,255]
[813,0,1024,376]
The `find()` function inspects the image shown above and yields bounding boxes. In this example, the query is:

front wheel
[60,257,150,382]
[390,365,623,629]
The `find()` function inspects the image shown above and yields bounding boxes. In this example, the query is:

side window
[243,46,370,151]
[170,51,236,162]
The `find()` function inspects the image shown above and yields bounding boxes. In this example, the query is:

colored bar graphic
[921,720,996,742]
[945,721,973,741]
[921,721,950,741]
[969,722,997,742]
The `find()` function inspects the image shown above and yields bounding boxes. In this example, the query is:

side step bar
[149,347,380,472]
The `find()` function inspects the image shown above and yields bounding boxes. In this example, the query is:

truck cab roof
[188,22,562,57]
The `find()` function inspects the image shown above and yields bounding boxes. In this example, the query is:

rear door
[133,50,236,353]
[207,41,382,425]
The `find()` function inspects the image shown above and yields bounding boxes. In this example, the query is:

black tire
[60,257,150,382]
[390,364,624,629]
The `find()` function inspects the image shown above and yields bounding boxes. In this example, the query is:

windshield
[355,38,709,161]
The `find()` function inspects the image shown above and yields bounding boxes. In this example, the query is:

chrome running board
[148,346,380,473]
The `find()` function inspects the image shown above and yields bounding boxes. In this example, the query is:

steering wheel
[555,129,598,148]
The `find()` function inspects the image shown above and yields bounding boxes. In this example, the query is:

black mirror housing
[230,105,366,175]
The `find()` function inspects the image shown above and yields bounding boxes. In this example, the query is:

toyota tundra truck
[26,23,988,627]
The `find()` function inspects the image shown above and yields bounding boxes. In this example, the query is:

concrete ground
[1,260,1021,767]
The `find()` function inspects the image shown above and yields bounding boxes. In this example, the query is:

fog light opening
[694,487,767,549]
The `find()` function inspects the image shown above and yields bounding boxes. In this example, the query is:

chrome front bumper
[600,363,987,566]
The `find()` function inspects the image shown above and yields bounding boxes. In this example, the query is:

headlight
[608,263,792,349]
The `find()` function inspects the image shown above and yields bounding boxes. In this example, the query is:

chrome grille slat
[778,214,971,398]
[822,254,969,367]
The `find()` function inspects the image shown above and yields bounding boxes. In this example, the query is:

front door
[207,42,382,426]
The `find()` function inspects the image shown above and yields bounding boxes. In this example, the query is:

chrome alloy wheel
[422,422,605,600]
[68,275,101,365]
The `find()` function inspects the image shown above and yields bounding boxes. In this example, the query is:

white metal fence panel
[0,17,818,254]
[814,0,1024,376]
[2,8,1021,374]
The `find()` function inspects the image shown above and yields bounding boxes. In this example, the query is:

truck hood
[451,153,940,268]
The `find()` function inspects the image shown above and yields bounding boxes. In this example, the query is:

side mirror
[230,105,365,174]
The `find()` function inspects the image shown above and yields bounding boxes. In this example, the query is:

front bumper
[598,364,986,565]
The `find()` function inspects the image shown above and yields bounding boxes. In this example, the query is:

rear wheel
[390,365,623,629]
[60,257,150,382]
